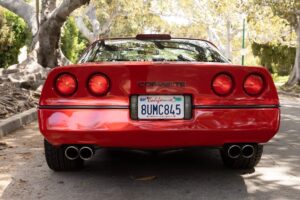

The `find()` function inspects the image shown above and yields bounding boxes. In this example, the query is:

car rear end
[39,62,279,146]
[38,36,280,170]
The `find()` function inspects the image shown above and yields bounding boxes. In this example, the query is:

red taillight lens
[212,73,234,96]
[55,73,77,96]
[244,74,264,96]
[88,74,110,96]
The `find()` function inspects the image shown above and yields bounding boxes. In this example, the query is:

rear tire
[44,140,84,171]
[220,144,263,169]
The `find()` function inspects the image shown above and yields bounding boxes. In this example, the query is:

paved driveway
[0,95,299,200]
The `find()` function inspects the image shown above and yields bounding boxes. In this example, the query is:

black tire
[44,139,84,171]
[220,144,263,169]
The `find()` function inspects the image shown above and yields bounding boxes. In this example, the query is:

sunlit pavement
[0,94,299,200]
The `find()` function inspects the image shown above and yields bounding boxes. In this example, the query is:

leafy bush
[0,8,29,68]
[61,17,89,63]
[252,42,295,75]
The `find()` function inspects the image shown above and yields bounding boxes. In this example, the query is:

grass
[271,74,289,86]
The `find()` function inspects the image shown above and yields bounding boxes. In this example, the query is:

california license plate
[137,95,184,119]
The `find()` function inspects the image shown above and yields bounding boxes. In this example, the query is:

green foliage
[0,8,29,68]
[61,17,89,63]
[272,73,289,86]
[88,0,169,37]
[254,0,299,29]
[252,42,296,75]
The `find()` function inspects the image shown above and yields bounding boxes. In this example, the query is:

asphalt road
[0,94,300,200]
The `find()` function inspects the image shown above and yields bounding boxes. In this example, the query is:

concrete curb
[0,108,37,138]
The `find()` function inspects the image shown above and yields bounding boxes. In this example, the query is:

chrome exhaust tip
[227,145,241,159]
[79,146,94,160]
[65,146,79,160]
[241,145,255,158]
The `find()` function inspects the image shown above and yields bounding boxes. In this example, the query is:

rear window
[78,39,229,63]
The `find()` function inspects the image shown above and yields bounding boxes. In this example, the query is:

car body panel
[39,62,279,107]
[38,107,280,148]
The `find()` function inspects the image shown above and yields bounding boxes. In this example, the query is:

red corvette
[38,34,280,171]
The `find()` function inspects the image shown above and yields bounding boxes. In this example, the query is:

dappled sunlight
[281,104,300,109]
[0,123,43,196]
[1,96,300,199]
[240,97,300,198]
[246,167,300,188]
[286,129,297,133]
[281,114,300,121]
[275,146,289,151]
[0,174,12,192]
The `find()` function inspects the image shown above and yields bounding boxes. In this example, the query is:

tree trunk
[226,20,232,60]
[287,23,300,86]
[41,0,57,22]
[0,0,90,68]
[37,0,90,68]
[75,2,121,44]
[37,20,62,68]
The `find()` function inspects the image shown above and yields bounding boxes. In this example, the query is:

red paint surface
[39,108,280,148]
[38,62,280,148]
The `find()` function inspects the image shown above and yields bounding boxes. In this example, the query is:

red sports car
[38,34,280,171]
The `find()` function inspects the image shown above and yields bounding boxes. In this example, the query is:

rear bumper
[38,108,280,148]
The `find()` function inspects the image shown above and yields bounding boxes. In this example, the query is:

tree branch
[50,0,90,22]
[36,0,40,29]
[75,2,121,43]
[75,16,94,43]
[85,2,100,36]
[41,0,57,23]
[0,0,38,35]
[99,4,121,36]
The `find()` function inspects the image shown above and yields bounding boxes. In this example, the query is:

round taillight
[88,74,110,96]
[55,73,77,96]
[212,73,234,96]
[244,74,264,96]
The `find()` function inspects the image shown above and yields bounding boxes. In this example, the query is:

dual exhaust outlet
[65,146,94,160]
[227,144,255,159]
[65,144,254,160]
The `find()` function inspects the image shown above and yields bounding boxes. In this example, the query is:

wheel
[220,144,263,169]
[44,139,84,171]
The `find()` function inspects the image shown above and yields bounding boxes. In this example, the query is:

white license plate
[138,95,184,119]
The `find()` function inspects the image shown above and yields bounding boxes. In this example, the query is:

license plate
[137,95,184,119]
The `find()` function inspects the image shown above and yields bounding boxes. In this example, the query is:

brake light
[55,73,77,96]
[212,73,234,96]
[87,74,110,96]
[244,74,264,96]
[136,34,171,40]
